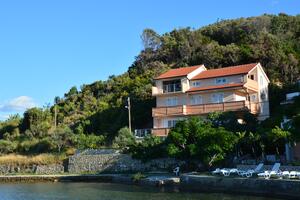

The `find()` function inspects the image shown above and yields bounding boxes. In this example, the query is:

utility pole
[54,105,57,129]
[126,97,132,133]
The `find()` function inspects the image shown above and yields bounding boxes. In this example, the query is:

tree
[75,133,105,149]
[50,125,74,153]
[268,126,290,155]
[141,29,161,50]
[167,117,239,166]
[113,127,135,149]
[129,135,166,161]
[64,86,78,98]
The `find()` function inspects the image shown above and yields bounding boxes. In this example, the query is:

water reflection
[0,182,283,200]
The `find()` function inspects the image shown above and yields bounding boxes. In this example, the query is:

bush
[129,135,166,161]
[65,147,76,156]
[17,138,39,153]
[113,127,135,149]
[132,172,146,182]
[0,140,17,154]
[50,125,75,153]
[75,133,105,149]
[167,117,239,167]
[34,138,56,153]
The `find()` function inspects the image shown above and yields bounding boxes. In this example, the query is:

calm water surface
[0,182,283,200]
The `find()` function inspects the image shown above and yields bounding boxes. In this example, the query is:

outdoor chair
[212,168,240,176]
[239,163,264,178]
[281,171,300,179]
[258,163,281,179]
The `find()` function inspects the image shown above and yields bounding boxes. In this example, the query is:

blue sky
[0,0,299,120]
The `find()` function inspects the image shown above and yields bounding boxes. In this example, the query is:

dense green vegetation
[128,111,294,167]
[0,14,300,156]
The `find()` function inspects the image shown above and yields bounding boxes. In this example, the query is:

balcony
[187,100,259,115]
[152,101,260,117]
[152,105,187,117]
[152,84,182,96]
[244,78,259,92]
[152,128,170,137]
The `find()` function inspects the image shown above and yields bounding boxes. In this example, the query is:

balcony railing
[152,128,170,137]
[152,101,260,117]
[152,105,187,117]
[244,78,259,92]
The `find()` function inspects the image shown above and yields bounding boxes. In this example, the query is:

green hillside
[0,14,300,153]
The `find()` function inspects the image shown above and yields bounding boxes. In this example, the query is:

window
[216,77,227,85]
[250,94,256,102]
[192,81,201,87]
[211,93,224,103]
[190,95,203,105]
[261,92,266,100]
[260,75,263,85]
[165,97,178,106]
[248,75,255,80]
[163,80,181,93]
[167,120,178,128]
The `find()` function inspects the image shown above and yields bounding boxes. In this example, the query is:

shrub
[75,133,105,149]
[167,117,239,167]
[65,147,76,156]
[17,138,39,153]
[50,125,75,153]
[34,138,56,153]
[113,127,135,149]
[0,140,17,154]
[129,135,166,161]
[132,172,146,182]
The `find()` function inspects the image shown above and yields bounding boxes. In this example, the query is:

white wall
[255,64,270,120]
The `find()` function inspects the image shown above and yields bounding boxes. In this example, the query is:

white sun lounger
[240,163,264,178]
[222,168,240,176]
[212,168,240,176]
[258,163,281,179]
[282,171,300,179]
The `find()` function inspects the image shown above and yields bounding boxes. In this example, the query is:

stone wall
[181,174,300,198]
[35,164,65,174]
[68,153,185,173]
[0,164,64,175]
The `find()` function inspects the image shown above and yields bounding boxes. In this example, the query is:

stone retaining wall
[35,164,65,174]
[0,164,64,175]
[68,153,185,173]
[181,174,300,198]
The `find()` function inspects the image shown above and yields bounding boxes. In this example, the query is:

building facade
[152,63,270,137]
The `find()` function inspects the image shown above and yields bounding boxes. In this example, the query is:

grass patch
[0,154,66,166]
[132,172,147,182]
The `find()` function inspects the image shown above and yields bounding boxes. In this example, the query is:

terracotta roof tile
[187,83,244,93]
[191,63,258,80]
[155,65,202,80]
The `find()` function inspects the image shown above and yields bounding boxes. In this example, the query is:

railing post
[222,102,225,111]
